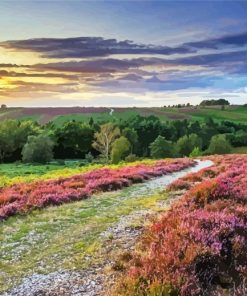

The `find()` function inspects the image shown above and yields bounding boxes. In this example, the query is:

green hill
[0,105,246,125]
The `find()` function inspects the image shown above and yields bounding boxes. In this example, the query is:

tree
[54,121,94,158]
[189,121,201,135]
[200,118,218,149]
[200,99,230,106]
[92,123,120,161]
[207,134,232,155]
[176,133,202,156]
[111,136,130,164]
[150,136,174,159]
[122,127,138,153]
[189,147,202,157]
[22,134,54,163]
[89,117,94,127]
[127,115,163,157]
[0,120,40,162]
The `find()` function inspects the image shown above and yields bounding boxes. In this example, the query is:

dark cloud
[183,31,247,50]
[1,32,247,61]
[34,58,164,73]
[0,63,24,67]
[118,74,143,81]
[34,49,247,74]
[95,72,217,92]
[174,49,247,66]
[0,37,194,58]
[0,70,77,79]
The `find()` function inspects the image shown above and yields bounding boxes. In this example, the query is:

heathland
[0,101,246,295]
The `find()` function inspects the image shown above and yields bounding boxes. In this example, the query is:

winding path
[4,160,213,296]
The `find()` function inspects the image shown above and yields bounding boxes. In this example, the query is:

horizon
[1,1,247,107]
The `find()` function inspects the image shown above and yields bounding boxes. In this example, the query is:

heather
[0,159,161,188]
[119,155,247,295]
[0,158,195,220]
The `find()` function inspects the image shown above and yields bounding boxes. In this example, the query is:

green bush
[22,134,54,164]
[125,154,138,162]
[207,134,232,154]
[150,136,174,159]
[111,136,131,164]
[189,147,202,157]
[176,134,202,156]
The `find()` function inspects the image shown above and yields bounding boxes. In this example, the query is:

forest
[0,113,246,165]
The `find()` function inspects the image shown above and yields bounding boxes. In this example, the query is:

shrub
[176,134,202,156]
[0,158,195,220]
[150,136,174,159]
[85,152,94,163]
[189,147,202,157]
[125,154,138,162]
[111,136,131,164]
[119,155,247,295]
[207,134,232,155]
[22,134,54,164]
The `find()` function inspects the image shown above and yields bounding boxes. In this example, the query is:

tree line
[0,115,246,164]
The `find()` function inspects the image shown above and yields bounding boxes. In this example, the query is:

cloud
[183,31,247,49]
[1,32,247,106]
[33,57,168,74]
[1,31,247,62]
[118,73,143,81]
[0,63,24,68]
[174,49,247,67]
[0,70,77,80]
[0,37,194,59]
[0,80,79,98]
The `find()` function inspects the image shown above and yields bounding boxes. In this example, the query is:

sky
[0,0,247,107]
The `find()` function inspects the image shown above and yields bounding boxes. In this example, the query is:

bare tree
[92,123,120,161]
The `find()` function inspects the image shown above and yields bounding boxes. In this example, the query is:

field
[232,146,247,154]
[0,155,246,295]
[0,105,246,125]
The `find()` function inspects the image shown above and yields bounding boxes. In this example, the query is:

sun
[0,77,16,89]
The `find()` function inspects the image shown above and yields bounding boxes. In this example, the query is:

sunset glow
[0,1,247,106]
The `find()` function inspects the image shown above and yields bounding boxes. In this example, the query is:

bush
[125,154,138,162]
[150,136,174,159]
[111,136,131,164]
[189,147,202,157]
[176,134,202,156]
[22,134,54,164]
[207,134,232,154]
[85,152,94,163]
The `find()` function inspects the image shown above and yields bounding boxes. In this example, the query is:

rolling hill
[0,105,246,125]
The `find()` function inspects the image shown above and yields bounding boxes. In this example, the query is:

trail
[109,108,114,116]
[3,160,213,296]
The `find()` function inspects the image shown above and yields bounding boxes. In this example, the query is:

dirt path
[3,160,213,296]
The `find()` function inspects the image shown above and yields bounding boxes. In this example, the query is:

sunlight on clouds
[12,76,70,85]
[0,77,16,89]
[0,48,83,66]
[0,48,45,65]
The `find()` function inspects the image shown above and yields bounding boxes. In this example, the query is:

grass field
[232,146,247,154]
[0,105,246,125]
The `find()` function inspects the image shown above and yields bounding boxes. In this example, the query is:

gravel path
[4,194,181,296]
[4,160,213,296]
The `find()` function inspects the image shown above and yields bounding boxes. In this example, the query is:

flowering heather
[120,155,247,296]
[0,158,195,220]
